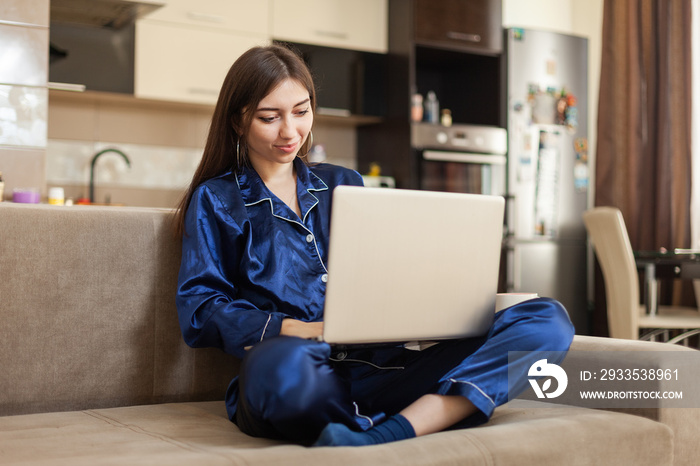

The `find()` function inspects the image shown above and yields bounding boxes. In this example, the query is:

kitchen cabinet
[1,0,49,26]
[356,0,503,190]
[0,23,48,86]
[135,21,268,105]
[271,0,387,53]
[135,0,269,104]
[142,0,268,35]
[414,0,502,55]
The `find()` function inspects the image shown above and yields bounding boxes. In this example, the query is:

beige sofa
[0,202,697,465]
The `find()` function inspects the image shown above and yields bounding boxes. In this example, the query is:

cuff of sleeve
[260,313,284,341]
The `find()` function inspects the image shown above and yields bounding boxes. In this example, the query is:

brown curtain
[594,0,693,332]
[596,0,692,250]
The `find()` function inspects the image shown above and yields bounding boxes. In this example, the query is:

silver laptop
[321,186,505,346]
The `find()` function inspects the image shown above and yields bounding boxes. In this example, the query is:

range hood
[50,0,163,29]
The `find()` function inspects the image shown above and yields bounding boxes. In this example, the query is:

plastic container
[48,187,65,205]
[424,91,439,124]
[13,188,40,204]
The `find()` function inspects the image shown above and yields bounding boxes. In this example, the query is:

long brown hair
[174,44,317,236]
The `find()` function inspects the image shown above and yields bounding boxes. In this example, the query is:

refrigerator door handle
[504,194,516,237]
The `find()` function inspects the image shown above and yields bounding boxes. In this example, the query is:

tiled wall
[47,90,357,208]
[47,139,202,206]
[0,0,50,200]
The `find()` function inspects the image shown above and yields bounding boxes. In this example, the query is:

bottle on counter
[411,93,424,122]
[441,109,453,127]
[424,91,439,124]
[0,172,4,202]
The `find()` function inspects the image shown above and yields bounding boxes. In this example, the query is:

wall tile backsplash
[0,85,47,147]
[46,139,202,191]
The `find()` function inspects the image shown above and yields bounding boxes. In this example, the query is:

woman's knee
[236,336,355,443]
[500,297,575,352]
[238,336,342,415]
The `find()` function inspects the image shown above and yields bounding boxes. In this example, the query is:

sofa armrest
[570,334,697,353]
[564,335,700,466]
[564,335,697,411]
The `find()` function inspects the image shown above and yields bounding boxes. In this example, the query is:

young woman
[175,44,575,447]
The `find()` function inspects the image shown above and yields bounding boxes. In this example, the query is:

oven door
[421,150,506,196]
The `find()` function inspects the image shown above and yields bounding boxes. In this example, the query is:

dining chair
[583,206,700,344]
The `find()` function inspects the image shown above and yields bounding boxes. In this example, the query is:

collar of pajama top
[236,157,331,226]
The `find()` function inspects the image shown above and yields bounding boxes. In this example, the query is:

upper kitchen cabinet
[1,0,49,87]
[135,21,268,105]
[271,0,387,53]
[0,23,48,87]
[48,0,166,94]
[135,1,269,105]
[413,0,502,55]
[141,0,268,35]
[1,0,49,27]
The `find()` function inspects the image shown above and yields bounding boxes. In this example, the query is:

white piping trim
[301,196,319,224]
[260,314,273,341]
[308,170,330,190]
[245,198,272,208]
[448,378,495,406]
[330,357,405,370]
[302,171,329,224]
[353,402,374,428]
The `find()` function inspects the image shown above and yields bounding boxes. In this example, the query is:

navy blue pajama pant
[227,297,575,445]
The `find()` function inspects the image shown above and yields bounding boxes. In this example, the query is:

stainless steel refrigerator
[504,28,590,333]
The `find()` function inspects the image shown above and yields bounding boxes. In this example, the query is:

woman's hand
[280,319,324,339]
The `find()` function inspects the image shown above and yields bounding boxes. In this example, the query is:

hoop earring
[236,138,245,168]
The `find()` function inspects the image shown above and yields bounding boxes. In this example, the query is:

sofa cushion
[0,400,672,466]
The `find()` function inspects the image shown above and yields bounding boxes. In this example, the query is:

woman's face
[245,78,313,171]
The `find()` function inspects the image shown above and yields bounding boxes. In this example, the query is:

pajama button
[306,234,314,243]
[321,274,328,283]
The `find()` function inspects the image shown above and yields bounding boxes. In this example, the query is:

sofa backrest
[0,203,239,416]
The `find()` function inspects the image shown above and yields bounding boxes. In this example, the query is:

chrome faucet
[89,148,131,203]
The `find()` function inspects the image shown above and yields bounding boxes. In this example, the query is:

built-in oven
[412,123,507,196]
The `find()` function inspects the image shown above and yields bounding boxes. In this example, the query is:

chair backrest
[582,207,640,339]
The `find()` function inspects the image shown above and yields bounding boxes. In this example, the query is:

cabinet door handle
[186,11,226,23]
[446,31,481,43]
[314,30,349,40]
[47,82,86,92]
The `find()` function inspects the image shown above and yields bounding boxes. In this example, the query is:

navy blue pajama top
[176,158,364,359]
